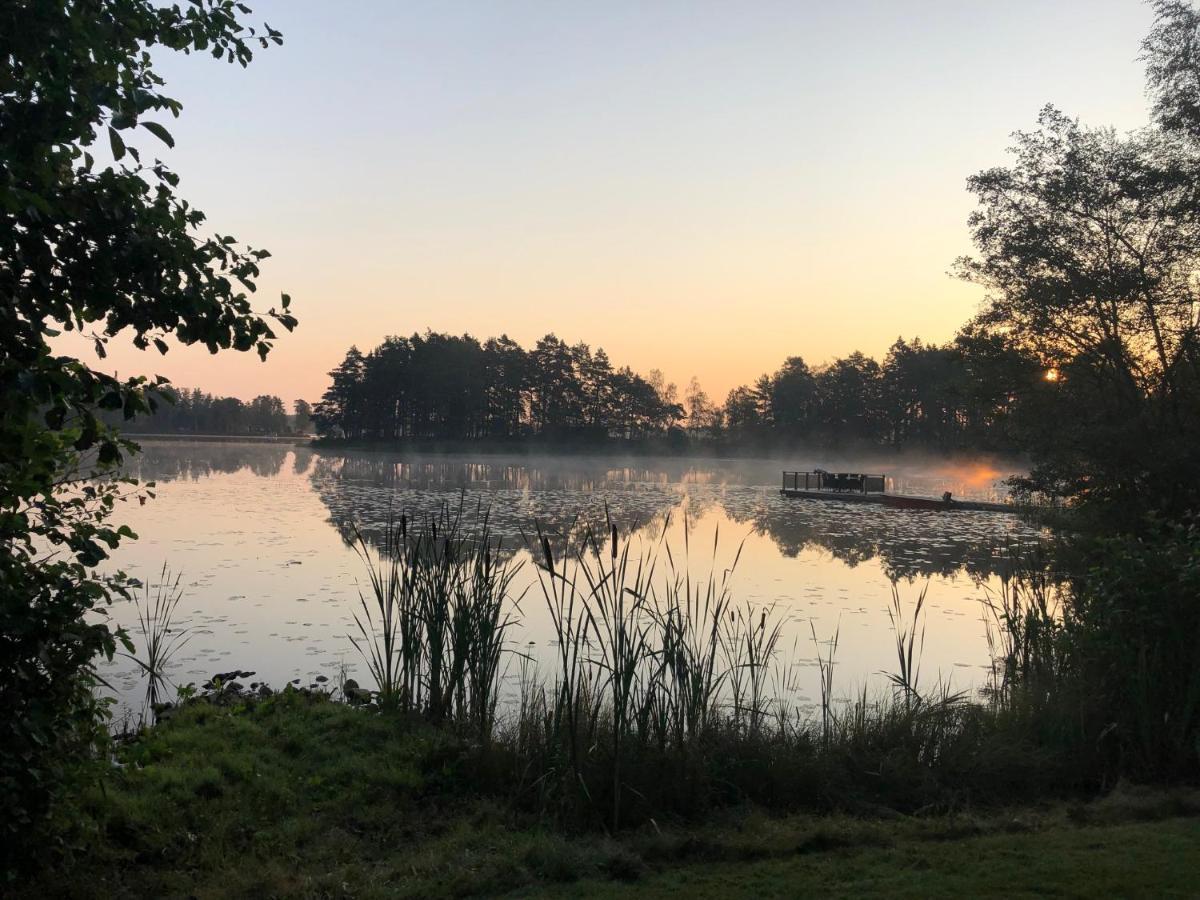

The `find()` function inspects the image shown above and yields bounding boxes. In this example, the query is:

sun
[1044,367,1060,382]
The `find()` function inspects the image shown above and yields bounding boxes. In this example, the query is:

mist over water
[98,441,1042,715]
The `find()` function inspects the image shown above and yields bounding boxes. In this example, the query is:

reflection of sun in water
[1044,367,1060,382]
[933,461,1002,488]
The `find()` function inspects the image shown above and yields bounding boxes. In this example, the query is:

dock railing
[782,471,887,495]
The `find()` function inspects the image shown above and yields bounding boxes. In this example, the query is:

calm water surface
[97,441,1043,714]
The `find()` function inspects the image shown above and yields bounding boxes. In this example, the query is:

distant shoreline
[130,433,314,445]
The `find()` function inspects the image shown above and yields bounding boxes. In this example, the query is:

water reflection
[307,452,1038,581]
[127,440,306,481]
[310,453,688,562]
[730,500,1031,581]
[99,441,1042,714]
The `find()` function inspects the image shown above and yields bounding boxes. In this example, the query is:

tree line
[313,333,684,442]
[313,328,1047,453]
[108,388,313,436]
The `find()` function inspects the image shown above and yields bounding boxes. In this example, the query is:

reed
[337,508,1166,828]
[123,564,190,723]
[579,519,658,829]
[348,502,522,735]
[653,519,740,747]
[810,618,840,748]
[721,602,783,736]
[980,554,1064,717]
[521,513,792,828]
[349,516,411,710]
[885,580,928,710]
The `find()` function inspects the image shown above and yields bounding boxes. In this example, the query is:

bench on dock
[782,470,886,495]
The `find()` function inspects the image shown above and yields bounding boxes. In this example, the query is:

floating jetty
[780,470,1016,514]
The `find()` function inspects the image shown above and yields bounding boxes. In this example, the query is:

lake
[96,440,1043,716]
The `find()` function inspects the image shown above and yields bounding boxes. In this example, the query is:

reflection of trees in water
[292,451,315,476]
[308,455,1042,580]
[126,441,301,481]
[308,451,775,492]
[309,454,686,561]
[721,493,1043,581]
[125,444,1041,579]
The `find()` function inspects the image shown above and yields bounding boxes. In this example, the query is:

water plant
[122,564,190,724]
[885,580,928,709]
[810,618,840,748]
[347,502,523,737]
[334,505,1200,831]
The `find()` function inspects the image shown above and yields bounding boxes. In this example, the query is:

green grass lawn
[536,818,1200,899]
[23,691,1200,899]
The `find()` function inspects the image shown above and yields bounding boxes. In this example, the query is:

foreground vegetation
[21,690,1200,899]
[21,502,1191,894]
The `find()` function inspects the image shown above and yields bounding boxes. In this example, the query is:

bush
[1064,520,1200,778]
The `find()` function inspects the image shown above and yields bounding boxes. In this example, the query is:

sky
[73,0,1158,406]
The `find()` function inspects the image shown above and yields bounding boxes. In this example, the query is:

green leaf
[97,442,120,466]
[108,127,125,161]
[142,121,175,148]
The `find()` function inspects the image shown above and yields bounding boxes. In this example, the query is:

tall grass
[654,521,740,748]
[123,564,190,723]
[885,580,927,709]
[337,509,1191,829]
[810,618,840,748]
[981,561,1064,719]
[348,502,523,738]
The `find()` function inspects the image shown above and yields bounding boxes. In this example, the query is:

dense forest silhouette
[111,387,311,436]
[310,329,1047,453]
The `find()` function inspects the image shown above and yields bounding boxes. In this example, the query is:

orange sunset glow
[56,1,1156,406]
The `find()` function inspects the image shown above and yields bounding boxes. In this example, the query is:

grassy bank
[23,691,1200,899]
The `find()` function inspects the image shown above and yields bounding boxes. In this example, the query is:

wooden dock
[780,471,1016,514]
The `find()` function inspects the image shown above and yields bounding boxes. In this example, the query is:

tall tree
[482,335,528,438]
[957,105,1200,511]
[766,356,817,436]
[812,352,883,446]
[1,0,292,866]
[684,376,720,435]
[722,384,766,439]
[293,398,314,433]
[314,346,366,439]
